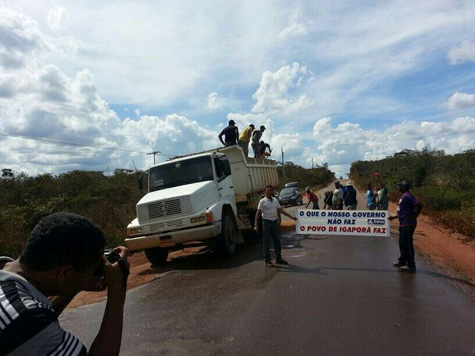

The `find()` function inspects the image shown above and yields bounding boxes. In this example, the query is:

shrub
[417,187,462,211]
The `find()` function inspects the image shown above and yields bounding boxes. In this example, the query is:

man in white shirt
[332,181,344,210]
[254,185,297,267]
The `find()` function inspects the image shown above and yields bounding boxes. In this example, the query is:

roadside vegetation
[0,161,335,258]
[0,169,146,258]
[277,161,335,191]
[350,148,475,240]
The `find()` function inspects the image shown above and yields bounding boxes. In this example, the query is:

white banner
[296,209,390,237]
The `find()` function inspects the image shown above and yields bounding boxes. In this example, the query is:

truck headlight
[127,227,143,236]
[190,216,206,224]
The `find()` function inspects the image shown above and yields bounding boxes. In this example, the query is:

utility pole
[311,157,314,169]
[281,147,285,178]
[147,151,161,165]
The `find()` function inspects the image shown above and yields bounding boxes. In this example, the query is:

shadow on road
[137,239,264,276]
[135,230,311,276]
[274,264,475,290]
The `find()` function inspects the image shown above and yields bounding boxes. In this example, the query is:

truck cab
[126,146,278,265]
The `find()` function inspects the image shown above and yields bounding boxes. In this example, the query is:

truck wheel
[217,213,237,256]
[145,247,169,265]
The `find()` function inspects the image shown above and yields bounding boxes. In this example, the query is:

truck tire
[217,212,237,256]
[145,247,169,265]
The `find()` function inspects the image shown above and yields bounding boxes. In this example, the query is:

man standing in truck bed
[251,125,266,158]
[255,185,297,267]
[218,120,239,147]
[238,124,254,156]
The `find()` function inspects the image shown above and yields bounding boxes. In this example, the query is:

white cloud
[268,133,303,161]
[0,9,221,175]
[448,41,475,65]
[206,92,225,111]
[1,4,475,180]
[278,22,307,39]
[446,91,475,110]
[305,116,475,177]
[251,62,313,115]
[0,8,49,69]
[47,6,69,31]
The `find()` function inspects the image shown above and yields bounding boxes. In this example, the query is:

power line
[0,132,170,156]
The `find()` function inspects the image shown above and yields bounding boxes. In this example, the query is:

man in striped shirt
[0,212,129,356]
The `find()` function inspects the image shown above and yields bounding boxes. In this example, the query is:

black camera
[104,249,122,263]
[103,249,129,289]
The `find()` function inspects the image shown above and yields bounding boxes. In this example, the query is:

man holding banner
[389,181,423,273]
[255,185,297,267]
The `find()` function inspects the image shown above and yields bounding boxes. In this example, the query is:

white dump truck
[125,145,279,265]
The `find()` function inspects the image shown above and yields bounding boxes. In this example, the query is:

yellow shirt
[239,126,253,143]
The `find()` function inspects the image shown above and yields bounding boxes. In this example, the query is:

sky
[0,0,474,178]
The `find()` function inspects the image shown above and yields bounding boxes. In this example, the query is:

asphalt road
[61,193,475,356]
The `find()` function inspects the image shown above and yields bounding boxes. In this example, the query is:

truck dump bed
[170,146,279,205]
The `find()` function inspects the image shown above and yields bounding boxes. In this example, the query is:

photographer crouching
[0,212,130,356]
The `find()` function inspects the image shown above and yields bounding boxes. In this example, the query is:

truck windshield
[149,156,214,192]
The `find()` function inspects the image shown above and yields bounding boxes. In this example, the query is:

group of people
[302,181,358,211]
[257,179,422,274]
[218,120,271,159]
[319,181,358,210]
[314,178,388,212]
[365,181,389,210]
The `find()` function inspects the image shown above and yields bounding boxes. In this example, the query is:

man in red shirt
[305,187,319,209]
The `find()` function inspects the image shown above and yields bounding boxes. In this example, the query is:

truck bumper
[125,223,221,251]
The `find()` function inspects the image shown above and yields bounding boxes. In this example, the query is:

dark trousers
[262,219,281,261]
[312,201,319,209]
[251,143,260,158]
[398,226,416,268]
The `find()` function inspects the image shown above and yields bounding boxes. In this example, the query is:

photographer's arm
[88,247,129,356]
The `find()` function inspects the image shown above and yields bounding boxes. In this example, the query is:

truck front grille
[137,196,192,224]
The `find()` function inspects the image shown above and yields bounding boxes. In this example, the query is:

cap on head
[260,125,266,131]
[374,172,381,177]
[346,181,353,186]
[397,181,411,190]
[229,120,236,125]
[305,187,310,192]
[249,124,255,128]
